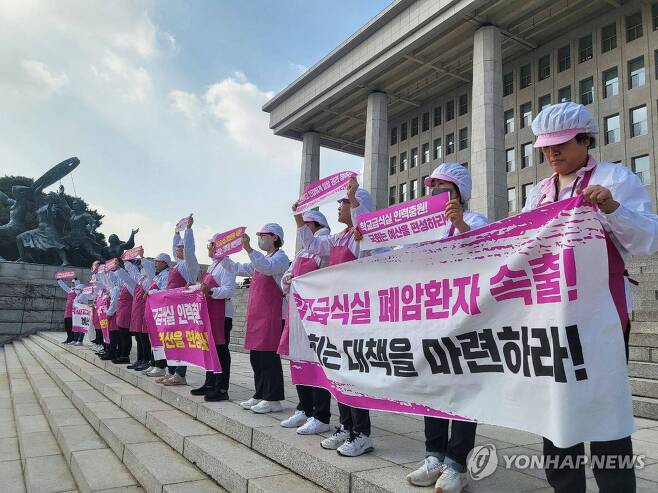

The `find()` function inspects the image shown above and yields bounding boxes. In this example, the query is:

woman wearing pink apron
[123,259,156,372]
[522,102,658,493]
[112,262,134,364]
[100,271,122,361]
[294,182,383,458]
[404,164,488,493]
[57,277,79,344]
[191,238,237,402]
[156,221,200,386]
[279,211,333,436]
[142,253,173,378]
[220,223,290,414]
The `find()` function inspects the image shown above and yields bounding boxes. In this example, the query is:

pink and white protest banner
[210,227,245,259]
[95,294,110,343]
[82,285,95,295]
[357,192,451,249]
[121,246,144,261]
[56,270,76,280]
[72,303,92,333]
[104,258,119,272]
[290,197,634,448]
[175,214,192,233]
[145,288,221,372]
[295,171,359,214]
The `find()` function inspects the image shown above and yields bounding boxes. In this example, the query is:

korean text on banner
[295,171,358,214]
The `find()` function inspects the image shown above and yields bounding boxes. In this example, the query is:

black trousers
[250,350,284,401]
[74,331,84,342]
[93,329,103,344]
[64,317,73,341]
[108,330,120,355]
[424,417,477,467]
[134,332,144,361]
[140,333,152,362]
[118,328,132,357]
[296,386,331,424]
[543,321,635,492]
[215,317,233,391]
[338,403,370,436]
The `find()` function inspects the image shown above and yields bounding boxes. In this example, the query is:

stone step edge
[3,343,81,493]
[27,335,327,493]
[9,340,144,493]
[33,332,399,493]
[19,336,229,493]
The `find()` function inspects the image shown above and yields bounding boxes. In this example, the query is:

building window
[558,85,571,103]
[504,109,515,134]
[411,117,418,137]
[410,147,418,168]
[602,67,619,98]
[400,151,407,171]
[433,138,442,160]
[628,56,645,89]
[390,127,397,146]
[410,179,418,200]
[421,176,429,196]
[632,155,651,185]
[539,150,545,164]
[508,188,517,214]
[653,3,658,31]
[433,106,442,126]
[521,142,533,168]
[520,102,532,128]
[538,55,550,80]
[579,34,593,63]
[446,101,454,121]
[421,112,430,132]
[389,156,397,175]
[459,94,468,116]
[446,133,454,155]
[538,94,551,111]
[626,12,643,42]
[521,183,534,208]
[604,114,620,144]
[503,72,514,96]
[459,127,468,150]
[399,183,407,203]
[389,186,396,205]
[421,143,429,164]
[601,23,617,53]
[580,78,594,105]
[506,148,516,172]
[520,64,532,88]
[400,122,407,141]
[558,45,571,72]
[630,105,648,137]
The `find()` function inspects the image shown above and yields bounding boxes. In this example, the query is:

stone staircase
[627,256,658,420]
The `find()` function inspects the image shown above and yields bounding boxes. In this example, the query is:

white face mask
[258,236,274,251]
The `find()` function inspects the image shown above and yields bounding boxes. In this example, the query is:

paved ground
[10,331,658,492]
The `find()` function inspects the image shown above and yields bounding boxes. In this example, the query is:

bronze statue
[102,228,139,260]
[65,199,104,261]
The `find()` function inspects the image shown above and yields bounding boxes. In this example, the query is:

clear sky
[0,0,391,262]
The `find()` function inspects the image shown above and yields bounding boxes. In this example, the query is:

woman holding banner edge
[279,210,333,435]
[523,101,658,493]
[403,163,488,493]
[220,223,289,414]
[293,179,384,458]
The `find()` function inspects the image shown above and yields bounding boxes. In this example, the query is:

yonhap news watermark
[467,444,647,481]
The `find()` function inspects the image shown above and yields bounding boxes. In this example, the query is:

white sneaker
[320,426,350,450]
[251,400,283,414]
[146,367,166,377]
[336,432,374,457]
[141,366,154,374]
[297,417,331,435]
[280,410,307,428]
[155,374,173,384]
[240,398,261,410]
[406,456,445,486]
[434,465,467,493]
[163,374,187,386]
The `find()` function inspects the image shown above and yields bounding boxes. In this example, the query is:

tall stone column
[470,26,507,220]
[363,91,388,210]
[296,131,321,252]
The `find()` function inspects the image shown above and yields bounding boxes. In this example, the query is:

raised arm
[57,279,72,294]
[183,227,200,282]
[220,256,255,277]
[116,268,137,295]
[298,225,333,257]
[248,250,289,276]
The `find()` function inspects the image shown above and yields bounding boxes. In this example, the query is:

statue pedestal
[0,261,90,344]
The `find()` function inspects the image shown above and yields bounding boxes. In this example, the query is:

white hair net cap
[258,223,284,246]
[155,253,173,266]
[339,188,374,213]
[302,210,330,229]
[423,163,472,203]
[531,102,598,148]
